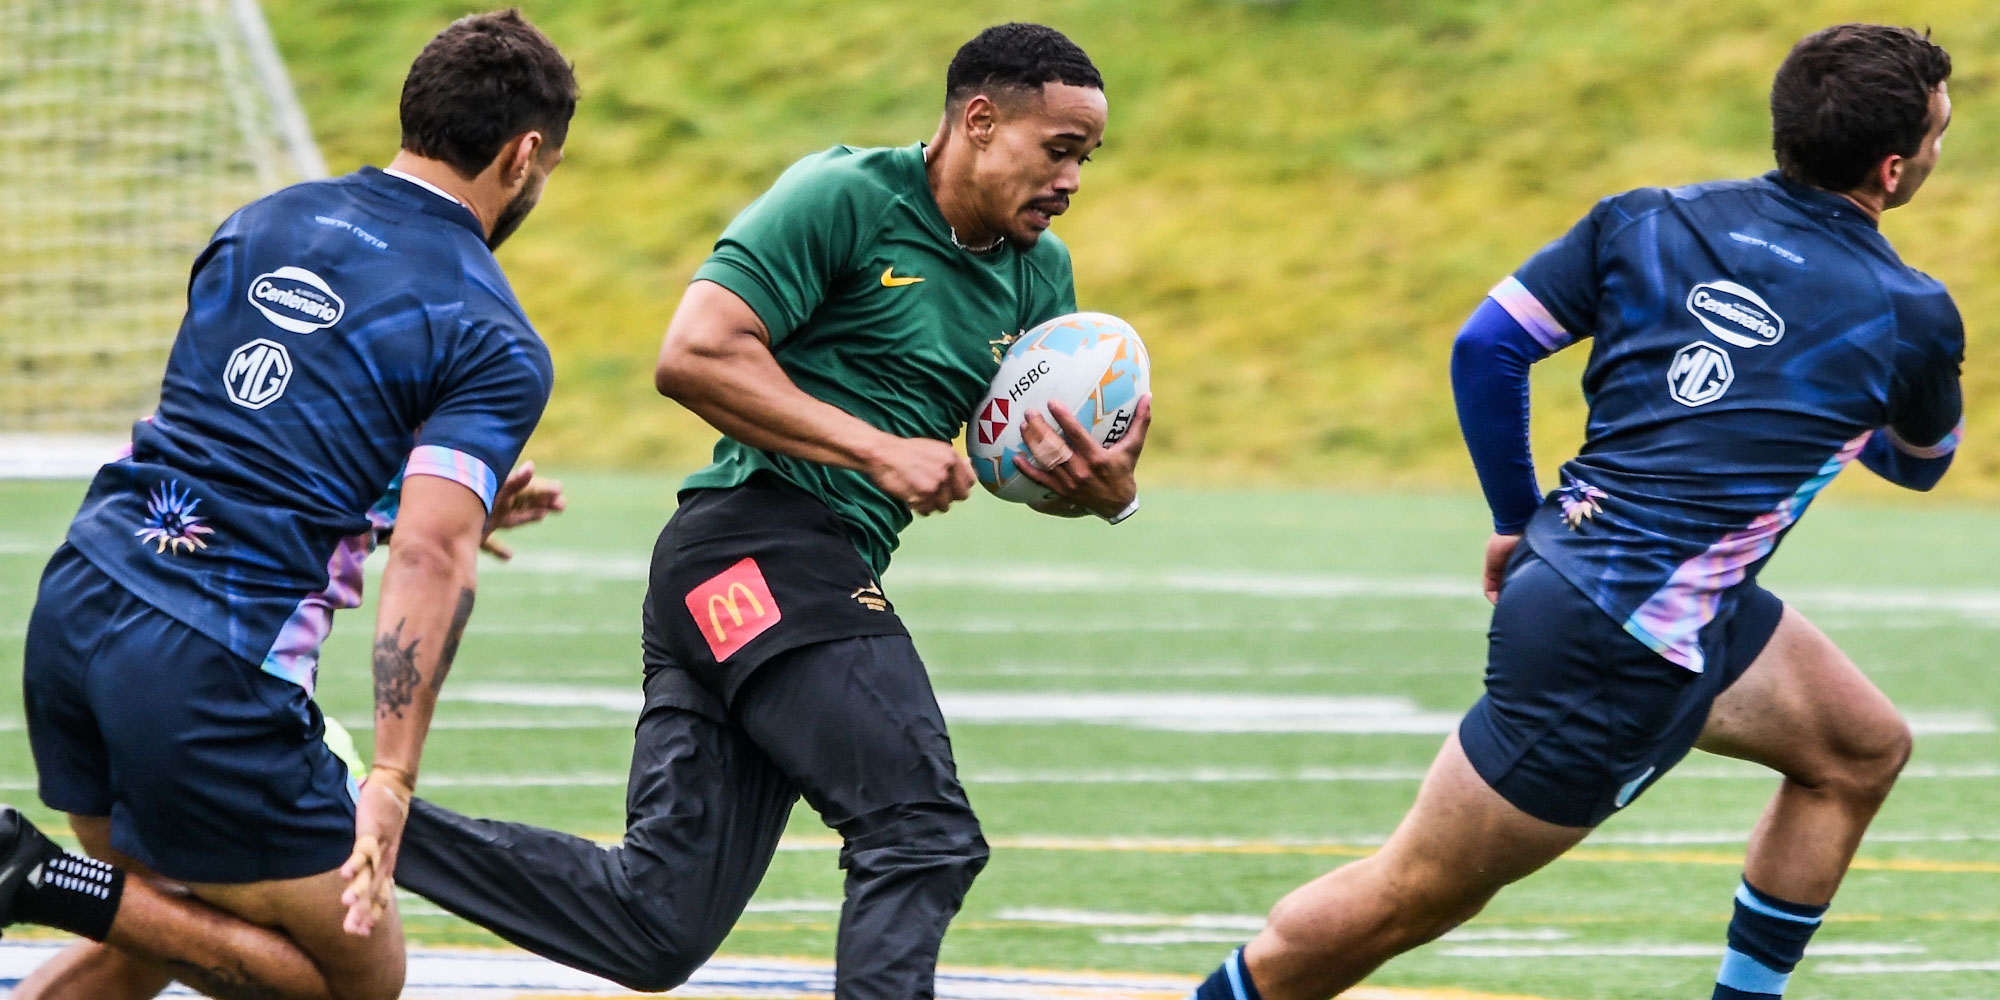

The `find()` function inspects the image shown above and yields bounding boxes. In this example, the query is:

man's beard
[487,186,538,250]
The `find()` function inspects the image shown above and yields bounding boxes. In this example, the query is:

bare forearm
[370,542,477,779]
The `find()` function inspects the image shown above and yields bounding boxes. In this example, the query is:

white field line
[1100,930,1249,945]
[997,907,1265,931]
[995,909,1571,944]
[6,763,1997,797]
[395,893,840,920]
[1822,959,2000,974]
[468,614,2000,636]
[1437,942,1923,959]
[498,553,2000,622]
[444,683,1996,736]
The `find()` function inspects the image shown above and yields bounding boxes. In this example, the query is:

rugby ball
[968,312,1150,504]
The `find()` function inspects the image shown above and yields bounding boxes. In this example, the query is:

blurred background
[7,0,1996,495]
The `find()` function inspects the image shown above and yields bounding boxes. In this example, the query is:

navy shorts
[1458,545,1784,828]
[23,544,357,884]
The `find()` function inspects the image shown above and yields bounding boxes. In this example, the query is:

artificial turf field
[1,473,1996,999]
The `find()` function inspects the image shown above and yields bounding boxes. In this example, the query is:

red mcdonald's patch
[684,557,781,661]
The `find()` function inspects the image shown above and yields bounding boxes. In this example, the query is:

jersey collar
[355,166,486,240]
[1763,170,1880,230]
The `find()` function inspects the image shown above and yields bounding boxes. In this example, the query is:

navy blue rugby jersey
[63,168,553,694]
[1491,171,1963,671]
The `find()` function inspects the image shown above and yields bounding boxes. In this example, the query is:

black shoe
[0,805,59,931]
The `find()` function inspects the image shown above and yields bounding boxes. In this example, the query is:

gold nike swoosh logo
[881,266,924,287]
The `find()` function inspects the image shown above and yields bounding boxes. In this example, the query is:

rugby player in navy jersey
[0,11,574,1000]
[1191,24,1959,1000]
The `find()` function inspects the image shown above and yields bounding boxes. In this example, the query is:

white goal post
[0,0,325,476]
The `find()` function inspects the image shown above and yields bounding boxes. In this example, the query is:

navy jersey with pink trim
[1498,172,1962,671]
[62,168,552,693]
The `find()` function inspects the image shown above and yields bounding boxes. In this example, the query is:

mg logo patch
[684,557,782,661]
[224,338,294,410]
[1668,342,1733,407]
[248,266,345,334]
[1685,280,1784,349]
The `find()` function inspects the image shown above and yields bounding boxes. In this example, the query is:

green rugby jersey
[684,142,1078,574]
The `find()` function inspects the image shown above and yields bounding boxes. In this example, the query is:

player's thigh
[1695,604,1906,777]
[735,635,975,833]
[1383,732,1589,892]
[622,667,802,925]
[68,814,163,878]
[190,870,404,1000]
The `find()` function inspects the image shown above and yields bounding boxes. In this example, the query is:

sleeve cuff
[405,445,499,513]
[1488,276,1576,352]
[692,258,792,345]
[1885,418,1963,460]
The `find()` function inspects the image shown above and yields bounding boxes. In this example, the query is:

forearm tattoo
[433,587,476,694]
[372,618,422,719]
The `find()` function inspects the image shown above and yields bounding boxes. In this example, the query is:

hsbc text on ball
[1007,359,1053,402]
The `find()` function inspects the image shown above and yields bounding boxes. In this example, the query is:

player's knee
[1828,711,1912,802]
[839,801,989,884]
[609,957,703,994]
[602,921,727,992]
[1262,858,1486,959]
[329,948,407,1000]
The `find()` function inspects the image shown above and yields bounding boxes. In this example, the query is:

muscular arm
[655,280,893,470]
[342,472,485,934]
[654,279,972,513]
[370,472,483,774]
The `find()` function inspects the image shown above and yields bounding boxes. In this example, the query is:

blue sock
[1712,878,1827,999]
[1190,947,1265,1000]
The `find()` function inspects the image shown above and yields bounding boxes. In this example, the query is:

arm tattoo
[166,959,285,1000]
[373,618,422,719]
[432,587,476,694]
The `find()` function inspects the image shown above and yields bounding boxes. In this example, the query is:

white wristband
[1102,496,1140,525]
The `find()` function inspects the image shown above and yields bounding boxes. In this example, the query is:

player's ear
[1876,151,1907,198]
[963,94,998,147]
[499,132,542,188]
[512,133,544,186]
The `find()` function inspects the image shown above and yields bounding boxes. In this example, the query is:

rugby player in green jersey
[396,23,1149,999]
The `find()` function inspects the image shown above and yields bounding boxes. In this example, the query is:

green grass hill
[266,0,2000,496]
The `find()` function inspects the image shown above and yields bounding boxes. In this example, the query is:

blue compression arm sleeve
[1451,297,1555,534]
[1858,425,1957,492]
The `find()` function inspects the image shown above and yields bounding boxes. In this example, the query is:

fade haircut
[1771,24,1950,192]
[400,9,579,178]
[945,23,1103,111]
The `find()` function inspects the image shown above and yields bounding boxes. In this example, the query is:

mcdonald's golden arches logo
[683,557,782,661]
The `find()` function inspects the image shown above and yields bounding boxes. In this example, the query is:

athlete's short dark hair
[945,23,1103,110]
[400,9,578,178]
[1770,24,1950,192]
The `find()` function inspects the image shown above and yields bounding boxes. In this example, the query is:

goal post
[0,0,325,475]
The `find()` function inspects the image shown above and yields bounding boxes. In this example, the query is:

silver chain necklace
[950,225,1004,254]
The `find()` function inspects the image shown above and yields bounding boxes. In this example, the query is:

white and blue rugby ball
[967,311,1150,504]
